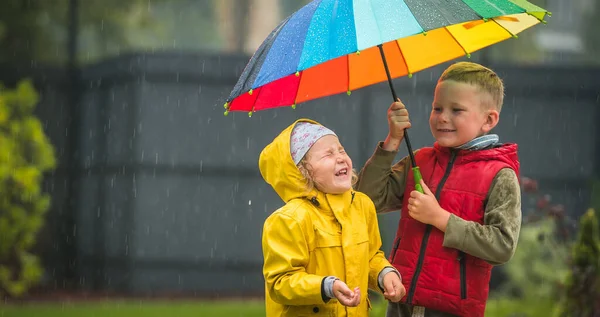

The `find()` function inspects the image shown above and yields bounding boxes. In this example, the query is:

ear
[297,161,312,178]
[482,109,499,133]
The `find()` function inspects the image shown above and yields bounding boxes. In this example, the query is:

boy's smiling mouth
[437,129,456,133]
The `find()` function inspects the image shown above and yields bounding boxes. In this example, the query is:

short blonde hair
[439,62,504,111]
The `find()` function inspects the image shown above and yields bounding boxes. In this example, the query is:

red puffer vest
[389,142,519,317]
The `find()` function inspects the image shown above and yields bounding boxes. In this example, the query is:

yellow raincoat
[259,119,392,317]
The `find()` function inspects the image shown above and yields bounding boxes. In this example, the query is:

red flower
[536,195,551,209]
[549,204,565,218]
[522,177,538,193]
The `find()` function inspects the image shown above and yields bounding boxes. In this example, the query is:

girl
[259,119,405,317]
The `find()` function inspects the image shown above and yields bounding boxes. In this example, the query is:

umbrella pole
[377,44,424,193]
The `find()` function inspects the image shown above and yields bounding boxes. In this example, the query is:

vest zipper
[458,251,467,299]
[390,236,401,263]
[406,150,458,305]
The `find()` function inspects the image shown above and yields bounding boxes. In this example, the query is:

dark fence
[1,52,598,296]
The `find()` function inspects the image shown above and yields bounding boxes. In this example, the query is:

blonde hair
[439,62,504,111]
[297,158,358,194]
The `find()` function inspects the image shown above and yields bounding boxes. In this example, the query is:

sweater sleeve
[355,142,412,213]
[442,168,522,265]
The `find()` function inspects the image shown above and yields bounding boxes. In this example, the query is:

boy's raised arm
[355,142,411,213]
[442,168,522,265]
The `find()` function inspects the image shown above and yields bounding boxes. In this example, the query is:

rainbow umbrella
[225,0,549,192]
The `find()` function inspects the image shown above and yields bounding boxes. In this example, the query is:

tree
[0,80,56,298]
[555,209,600,317]
[215,0,281,54]
[215,0,248,53]
[580,0,600,65]
[214,0,312,54]
[0,0,315,65]
[245,0,282,54]
[0,0,177,65]
[0,0,67,64]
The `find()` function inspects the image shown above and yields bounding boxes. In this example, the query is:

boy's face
[305,135,353,194]
[430,80,499,148]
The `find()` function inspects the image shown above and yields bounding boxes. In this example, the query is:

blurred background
[0,0,599,316]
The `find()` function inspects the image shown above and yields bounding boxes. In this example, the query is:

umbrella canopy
[225,0,549,115]
[225,0,549,193]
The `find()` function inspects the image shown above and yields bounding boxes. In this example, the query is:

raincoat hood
[259,119,324,203]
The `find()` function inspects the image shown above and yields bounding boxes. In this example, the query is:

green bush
[0,79,56,297]
[489,218,569,317]
[555,209,600,317]
[592,181,600,228]
[497,218,569,300]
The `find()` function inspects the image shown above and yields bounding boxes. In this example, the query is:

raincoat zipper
[406,150,457,304]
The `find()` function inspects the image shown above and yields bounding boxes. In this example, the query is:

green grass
[485,298,558,317]
[1,300,267,317]
[0,298,557,317]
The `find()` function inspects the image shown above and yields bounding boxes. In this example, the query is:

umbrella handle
[412,167,424,194]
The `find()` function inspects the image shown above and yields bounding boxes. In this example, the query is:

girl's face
[303,135,353,194]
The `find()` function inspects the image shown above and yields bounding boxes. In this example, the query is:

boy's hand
[408,180,451,232]
[382,272,405,302]
[332,280,361,307]
[383,99,411,152]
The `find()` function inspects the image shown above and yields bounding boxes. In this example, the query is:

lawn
[1,298,555,317]
[1,300,267,317]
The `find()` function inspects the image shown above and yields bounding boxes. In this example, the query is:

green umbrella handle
[412,167,424,193]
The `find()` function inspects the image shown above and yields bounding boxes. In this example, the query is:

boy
[356,62,522,317]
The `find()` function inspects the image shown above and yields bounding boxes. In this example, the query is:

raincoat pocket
[314,227,342,248]
[352,221,369,245]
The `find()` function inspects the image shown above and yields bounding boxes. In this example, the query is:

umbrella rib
[346,54,350,95]
[459,0,485,20]
[228,15,293,103]
[293,71,304,108]
[401,0,428,34]
[249,86,265,116]
[428,0,459,28]
[490,17,518,39]
[394,39,411,77]
[443,26,471,58]
[365,0,384,47]
[482,0,508,16]
[525,11,547,23]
